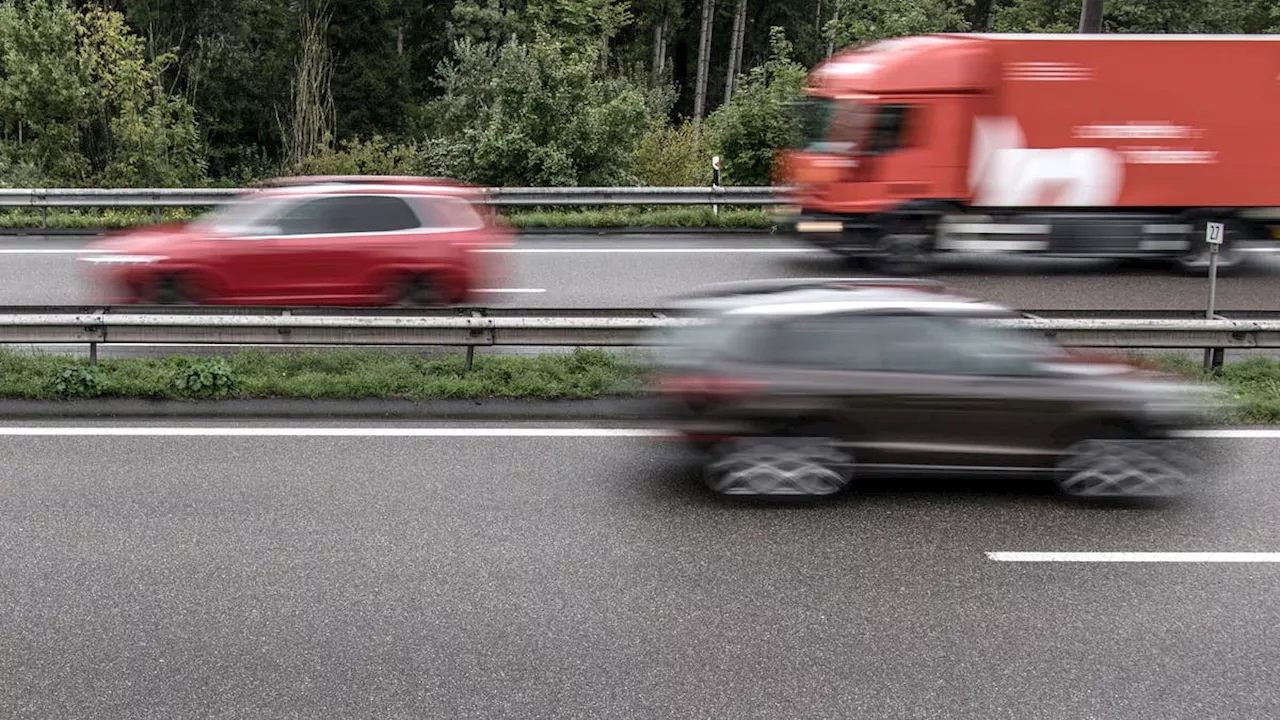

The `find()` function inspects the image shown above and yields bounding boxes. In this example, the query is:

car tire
[152,274,196,305]
[391,273,444,307]
[702,434,855,498]
[1053,423,1195,499]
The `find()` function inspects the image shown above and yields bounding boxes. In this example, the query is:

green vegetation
[3,347,1280,425]
[0,348,646,401]
[1140,355,1280,426]
[2,0,1275,193]
[0,206,781,231]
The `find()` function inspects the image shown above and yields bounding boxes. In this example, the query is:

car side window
[765,314,883,371]
[413,196,485,229]
[274,196,422,236]
[868,314,969,374]
[871,314,1043,377]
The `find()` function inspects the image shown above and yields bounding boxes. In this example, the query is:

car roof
[664,278,1022,319]
[248,176,481,201]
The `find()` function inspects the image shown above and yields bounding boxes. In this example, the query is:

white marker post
[1204,220,1225,372]
[711,156,721,217]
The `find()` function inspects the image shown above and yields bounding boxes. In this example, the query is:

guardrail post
[464,309,483,371]
[40,207,47,229]
[89,342,97,365]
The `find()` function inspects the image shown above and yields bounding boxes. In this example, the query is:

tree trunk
[1078,0,1104,32]
[284,1,335,169]
[693,0,715,130]
[827,0,840,57]
[651,20,663,83]
[723,0,747,103]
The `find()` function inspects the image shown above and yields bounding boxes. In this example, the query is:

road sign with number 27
[1206,221,1224,245]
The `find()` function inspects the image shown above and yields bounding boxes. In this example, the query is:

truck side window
[866,104,914,155]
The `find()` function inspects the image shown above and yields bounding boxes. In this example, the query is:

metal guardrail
[0,186,788,210]
[0,307,1272,367]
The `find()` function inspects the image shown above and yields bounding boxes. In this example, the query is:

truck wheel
[1172,219,1245,276]
[871,232,936,276]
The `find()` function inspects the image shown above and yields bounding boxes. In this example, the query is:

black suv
[649,278,1221,499]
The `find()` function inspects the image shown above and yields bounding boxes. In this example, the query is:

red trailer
[780,33,1280,274]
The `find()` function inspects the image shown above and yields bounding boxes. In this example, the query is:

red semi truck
[779,34,1280,274]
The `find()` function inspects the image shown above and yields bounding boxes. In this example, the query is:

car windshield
[792,96,871,154]
[194,196,294,235]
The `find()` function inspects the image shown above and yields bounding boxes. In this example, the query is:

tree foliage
[704,27,807,186]
[0,0,204,187]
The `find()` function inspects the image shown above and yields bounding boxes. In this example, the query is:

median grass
[0,206,780,232]
[0,348,648,401]
[1,347,1278,424]
[1140,354,1280,425]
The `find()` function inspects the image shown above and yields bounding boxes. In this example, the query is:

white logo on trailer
[969,116,1126,207]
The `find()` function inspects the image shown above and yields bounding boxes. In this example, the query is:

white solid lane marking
[474,288,547,293]
[1175,429,1280,438]
[988,552,1280,563]
[0,426,1267,438]
[479,247,822,254]
[0,427,675,437]
[0,248,105,254]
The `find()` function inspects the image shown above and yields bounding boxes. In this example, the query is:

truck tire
[1172,217,1245,276]
[870,232,936,276]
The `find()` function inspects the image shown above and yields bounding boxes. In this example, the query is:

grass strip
[1,347,1279,425]
[1136,353,1280,425]
[0,348,648,401]
[0,206,781,232]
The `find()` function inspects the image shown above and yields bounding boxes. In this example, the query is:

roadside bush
[294,135,425,177]
[631,120,713,187]
[171,357,236,398]
[704,27,807,187]
[421,33,664,186]
[0,1,206,188]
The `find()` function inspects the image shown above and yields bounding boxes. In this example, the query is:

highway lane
[2,421,1279,719]
[4,232,1280,310]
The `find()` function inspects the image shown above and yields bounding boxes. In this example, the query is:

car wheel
[702,435,855,497]
[1053,424,1197,499]
[392,273,443,307]
[152,274,196,305]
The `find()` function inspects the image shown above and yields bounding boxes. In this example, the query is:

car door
[266,195,374,302]
[859,312,1073,472]
[198,197,303,301]
[756,311,1069,473]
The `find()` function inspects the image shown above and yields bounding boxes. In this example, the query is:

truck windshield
[793,96,869,154]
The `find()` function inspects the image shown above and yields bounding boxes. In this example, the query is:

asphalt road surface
[2,420,1279,719]
[4,232,1280,310]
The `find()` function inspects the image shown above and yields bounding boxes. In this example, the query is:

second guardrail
[0,306,1272,368]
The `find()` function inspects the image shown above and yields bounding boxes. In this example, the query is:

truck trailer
[780,34,1280,274]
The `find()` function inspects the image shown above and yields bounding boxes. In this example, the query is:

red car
[80,177,514,305]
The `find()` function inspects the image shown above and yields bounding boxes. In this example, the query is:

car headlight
[79,255,168,264]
